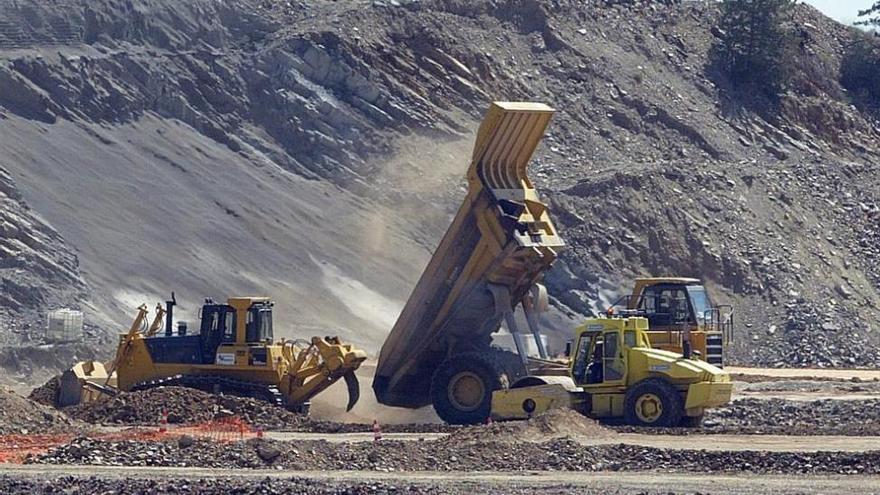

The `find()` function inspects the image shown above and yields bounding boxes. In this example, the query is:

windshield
[246,305,274,342]
[686,285,711,324]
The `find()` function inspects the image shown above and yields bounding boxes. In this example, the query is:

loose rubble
[614,398,880,436]
[28,436,880,475]
[448,408,615,443]
[0,387,83,435]
[61,386,453,433]
[0,475,662,495]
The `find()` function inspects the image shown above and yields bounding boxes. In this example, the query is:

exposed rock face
[0,0,877,365]
[0,167,87,344]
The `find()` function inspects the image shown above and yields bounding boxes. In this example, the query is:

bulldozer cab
[200,298,274,346]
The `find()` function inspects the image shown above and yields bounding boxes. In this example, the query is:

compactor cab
[609,278,733,367]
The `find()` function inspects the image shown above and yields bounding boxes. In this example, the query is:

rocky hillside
[0,0,877,367]
[0,167,87,342]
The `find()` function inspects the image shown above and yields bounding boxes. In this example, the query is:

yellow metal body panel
[589,393,625,418]
[685,381,734,410]
[490,383,578,420]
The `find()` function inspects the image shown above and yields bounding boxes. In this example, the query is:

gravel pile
[27,376,60,407]
[63,386,309,429]
[0,475,664,495]
[448,408,615,443]
[61,385,454,433]
[29,436,880,475]
[616,398,880,436]
[707,398,880,435]
[0,387,83,435]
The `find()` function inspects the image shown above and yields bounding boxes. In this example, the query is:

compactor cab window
[572,333,594,383]
[603,331,624,381]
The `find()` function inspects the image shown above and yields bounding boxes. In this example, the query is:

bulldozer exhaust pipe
[165,292,176,336]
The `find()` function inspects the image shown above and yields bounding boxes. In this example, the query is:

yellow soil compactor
[373,101,732,426]
[60,294,366,414]
[491,316,731,426]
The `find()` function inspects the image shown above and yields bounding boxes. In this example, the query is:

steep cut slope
[0,166,87,341]
[0,0,877,367]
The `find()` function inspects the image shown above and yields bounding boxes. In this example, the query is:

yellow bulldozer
[373,101,732,426]
[59,294,367,414]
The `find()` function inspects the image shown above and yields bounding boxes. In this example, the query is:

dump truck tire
[431,350,513,425]
[680,415,704,428]
[624,378,684,427]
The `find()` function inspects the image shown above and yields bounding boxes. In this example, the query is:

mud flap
[344,371,360,412]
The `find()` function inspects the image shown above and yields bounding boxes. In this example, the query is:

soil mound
[447,408,615,443]
[28,375,61,407]
[0,387,83,435]
[64,386,309,430]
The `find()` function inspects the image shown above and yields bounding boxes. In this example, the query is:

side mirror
[564,340,573,357]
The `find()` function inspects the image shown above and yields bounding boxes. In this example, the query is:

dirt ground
[1,464,879,495]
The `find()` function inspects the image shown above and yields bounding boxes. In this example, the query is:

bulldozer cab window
[603,331,624,381]
[246,306,273,342]
[222,311,235,342]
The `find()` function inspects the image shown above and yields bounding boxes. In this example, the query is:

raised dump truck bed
[373,102,564,424]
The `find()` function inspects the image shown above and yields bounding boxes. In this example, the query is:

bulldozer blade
[344,371,360,412]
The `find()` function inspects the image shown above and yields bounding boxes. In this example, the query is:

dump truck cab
[609,278,733,367]
[492,316,733,426]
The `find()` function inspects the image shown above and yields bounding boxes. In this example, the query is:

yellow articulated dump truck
[374,102,565,425]
[374,101,732,426]
[607,278,734,367]
[60,294,367,414]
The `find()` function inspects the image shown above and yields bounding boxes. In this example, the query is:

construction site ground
[0,366,878,494]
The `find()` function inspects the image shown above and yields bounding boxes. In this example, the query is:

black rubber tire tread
[492,347,528,385]
[623,378,684,427]
[431,349,517,425]
[680,414,704,428]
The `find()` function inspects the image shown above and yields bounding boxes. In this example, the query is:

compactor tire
[624,378,684,427]
[430,351,512,425]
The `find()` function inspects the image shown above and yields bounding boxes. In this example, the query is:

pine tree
[713,0,796,98]
[841,4,880,104]
[856,2,880,26]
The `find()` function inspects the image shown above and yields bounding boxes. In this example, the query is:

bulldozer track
[131,374,285,408]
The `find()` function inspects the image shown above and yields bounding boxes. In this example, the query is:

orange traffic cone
[372,419,383,442]
[159,409,168,433]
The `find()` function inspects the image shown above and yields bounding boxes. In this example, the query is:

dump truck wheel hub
[635,393,663,423]
[448,371,485,412]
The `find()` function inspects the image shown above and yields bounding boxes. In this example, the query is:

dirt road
[727,367,880,381]
[1,464,878,494]
[263,431,880,452]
